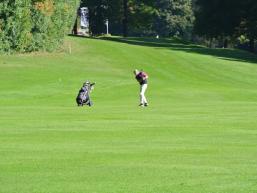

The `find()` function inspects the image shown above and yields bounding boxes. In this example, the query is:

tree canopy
[0,0,256,53]
[0,0,79,53]
[82,0,194,38]
[194,0,257,51]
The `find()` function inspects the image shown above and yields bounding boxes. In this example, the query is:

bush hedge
[0,0,79,53]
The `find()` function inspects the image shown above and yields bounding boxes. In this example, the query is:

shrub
[0,0,79,53]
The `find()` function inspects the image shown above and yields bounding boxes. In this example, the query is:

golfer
[134,69,149,107]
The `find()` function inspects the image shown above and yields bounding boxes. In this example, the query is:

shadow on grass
[69,35,257,64]
[101,36,202,49]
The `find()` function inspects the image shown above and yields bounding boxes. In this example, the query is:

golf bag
[76,81,95,106]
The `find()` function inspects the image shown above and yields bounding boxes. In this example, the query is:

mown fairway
[1,37,257,193]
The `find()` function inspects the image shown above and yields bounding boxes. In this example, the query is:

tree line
[0,0,256,53]
[82,0,194,39]
[194,0,257,52]
[84,0,256,52]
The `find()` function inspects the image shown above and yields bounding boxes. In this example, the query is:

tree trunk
[249,38,255,53]
[122,0,128,37]
[223,39,228,48]
[72,17,78,35]
[209,38,213,48]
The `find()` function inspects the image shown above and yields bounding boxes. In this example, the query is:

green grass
[1,36,257,193]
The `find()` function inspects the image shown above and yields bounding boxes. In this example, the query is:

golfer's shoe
[144,103,148,107]
[139,103,144,107]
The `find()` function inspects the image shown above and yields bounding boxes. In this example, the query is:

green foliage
[194,0,257,52]
[237,35,249,44]
[194,0,241,38]
[82,0,109,35]
[154,0,195,38]
[81,0,194,38]
[0,0,80,53]
[128,1,156,36]
[127,0,194,38]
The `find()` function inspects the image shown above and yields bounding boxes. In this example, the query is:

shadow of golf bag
[76,81,95,107]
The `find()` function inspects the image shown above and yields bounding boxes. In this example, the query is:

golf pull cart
[76,81,95,107]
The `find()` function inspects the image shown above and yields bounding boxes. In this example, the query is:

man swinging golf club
[134,69,149,107]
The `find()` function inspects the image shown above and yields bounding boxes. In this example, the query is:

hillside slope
[0,37,257,193]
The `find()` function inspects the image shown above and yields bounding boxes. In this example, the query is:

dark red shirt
[135,72,148,85]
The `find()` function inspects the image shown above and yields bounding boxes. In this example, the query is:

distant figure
[156,35,159,39]
[76,81,95,106]
[134,69,149,107]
